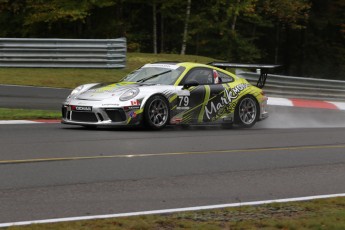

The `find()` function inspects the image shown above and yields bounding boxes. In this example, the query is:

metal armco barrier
[0,37,126,68]
[239,72,345,101]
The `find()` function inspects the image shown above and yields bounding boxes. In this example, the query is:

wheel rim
[148,98,168,127]
[239,98,257,125]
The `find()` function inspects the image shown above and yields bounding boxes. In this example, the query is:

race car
[61,62,278,130]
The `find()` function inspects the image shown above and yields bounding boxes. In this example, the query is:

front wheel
[143,95,170,130]
[234,96,259,128]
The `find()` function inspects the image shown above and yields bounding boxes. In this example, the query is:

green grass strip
[0,52,217,89]
[0,108,60,120]
[7,197,345,229]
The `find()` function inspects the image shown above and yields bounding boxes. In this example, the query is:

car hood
[76,82,139,100]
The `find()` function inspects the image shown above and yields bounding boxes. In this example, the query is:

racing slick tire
[234,95,259,128]
[143,95,170,130]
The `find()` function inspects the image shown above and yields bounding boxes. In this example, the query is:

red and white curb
[0,97,344,125]
[269,97,345,110]
[1,193,345,228]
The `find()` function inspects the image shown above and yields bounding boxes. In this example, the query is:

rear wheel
[144,95,169,130]
[235,96,259,128]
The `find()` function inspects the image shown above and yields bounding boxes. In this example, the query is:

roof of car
[177,62,211,68]
[153,61,210,67]
[149,61,233,73]
[153,61,181,65]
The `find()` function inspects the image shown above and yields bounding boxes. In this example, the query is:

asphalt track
[0,85,70,110]
[0,85,345,223]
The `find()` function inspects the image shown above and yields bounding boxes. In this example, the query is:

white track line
[0,120,60,125]
[0,84,67,90]
[1,193,345,228]
[0,120,40,125]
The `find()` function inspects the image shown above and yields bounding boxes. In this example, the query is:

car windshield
[122,64,185,85]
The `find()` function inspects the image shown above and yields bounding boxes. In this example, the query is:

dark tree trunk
[274,23,280,64]
[160,12,164,53]
[284,26,291,75]
[153,2,157,54]
[181,0,191,55]
[231,0,241,32]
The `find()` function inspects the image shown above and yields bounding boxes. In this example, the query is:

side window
[217,71,234,83]
[181,68,213,85]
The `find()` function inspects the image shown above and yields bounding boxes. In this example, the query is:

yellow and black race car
[62,62,278,130]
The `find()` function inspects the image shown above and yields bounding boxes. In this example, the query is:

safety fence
[0,37,126,68]
[0,38,343,101]
[239,72,345,101]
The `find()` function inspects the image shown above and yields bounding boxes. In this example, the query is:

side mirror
[183,81,199,89]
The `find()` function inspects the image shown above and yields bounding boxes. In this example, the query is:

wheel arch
[235,93,261,113]
[140,93,170,110]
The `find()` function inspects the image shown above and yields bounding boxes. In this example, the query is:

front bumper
[61,105,142,126]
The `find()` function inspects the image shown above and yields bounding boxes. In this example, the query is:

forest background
[0,0,344,79]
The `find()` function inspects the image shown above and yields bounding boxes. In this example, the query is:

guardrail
[0,37,126,68]
[238,72,345,101]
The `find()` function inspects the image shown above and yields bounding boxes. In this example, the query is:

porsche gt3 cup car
[62,62,276,130]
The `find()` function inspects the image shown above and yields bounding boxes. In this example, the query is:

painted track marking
[1,144,344,165]
[0,120,60,124]
[1,193,345,227]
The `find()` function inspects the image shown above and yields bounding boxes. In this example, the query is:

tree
[216,0,263,62]
[24,0,116,37]
[302,0,345,79]
[259,0,311,69]
[0,0,342,79]
[160,0,188,53]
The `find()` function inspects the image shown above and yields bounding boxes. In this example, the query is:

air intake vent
[105,109,126,122]
[71,112,98,122]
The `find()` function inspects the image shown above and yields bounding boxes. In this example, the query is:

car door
[177,67,226,124]
[202,69,237,123]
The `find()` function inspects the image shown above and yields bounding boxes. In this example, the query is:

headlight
[120,88,140,101]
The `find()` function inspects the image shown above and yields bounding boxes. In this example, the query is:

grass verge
[0,52,216,89]
[0,108,60,120]
[7,197,345,229]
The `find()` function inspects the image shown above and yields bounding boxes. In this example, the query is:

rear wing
[208,62,281,88]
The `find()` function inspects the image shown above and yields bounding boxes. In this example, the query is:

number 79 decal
[177,96,190,109]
